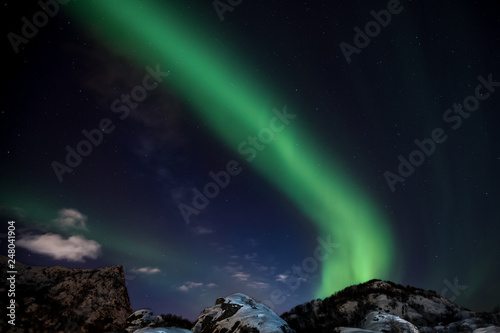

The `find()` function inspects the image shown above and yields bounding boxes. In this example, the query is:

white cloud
[53,208,88,230]
[132,267,161,274]
[232,272,250,281]
[178,281,210,292]
[276,274,288,282]
[216,264,243,275]
[17,233,101,262]
[247,281,269,289]
[178,285,189,292]
[192,226,214,235]
[206,283,217,288]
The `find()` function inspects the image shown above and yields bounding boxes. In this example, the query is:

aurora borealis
[1,0,500,320]
[64,0,395,300]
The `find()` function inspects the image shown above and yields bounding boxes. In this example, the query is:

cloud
[17,233,101,262]
[232,272,250,281]
[276,274,288,282]
[192,226,214,235]
[216,263,243,275]
[178,285,190,292]
[178,281,215,292]
[53,208,88,230]
[132,267,161,274]
[209,242,231,253]
[244,253,257,260]
[252,262,275,273]
[247,281,269,289]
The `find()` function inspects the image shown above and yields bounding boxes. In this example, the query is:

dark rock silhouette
[3,257,499,333]
[281,279,500,333]
[0,255,132,332]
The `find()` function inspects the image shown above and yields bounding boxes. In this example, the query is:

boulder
[192,293,295,333]
[0,255,132,332]
[473,326,500,333]
[125,308,166,332]
[362,311,420,333]
[133,327,192,333]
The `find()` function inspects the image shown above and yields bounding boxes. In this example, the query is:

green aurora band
[66,1,395,298]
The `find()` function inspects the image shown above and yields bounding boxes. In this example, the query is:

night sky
[1,0,499,320]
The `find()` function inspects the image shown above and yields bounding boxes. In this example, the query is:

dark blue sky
[1,0,499,320]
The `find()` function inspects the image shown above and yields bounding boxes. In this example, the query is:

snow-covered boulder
[133,328,192,333]
[126,308,165,332]
[473,326,500,333]
[128,309,164,325]
[362,311,420,333]
[338,328,380,333]
[192,293,295,333]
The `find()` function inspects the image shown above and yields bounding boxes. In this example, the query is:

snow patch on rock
[362,311,420,333]
[192,293,295,333]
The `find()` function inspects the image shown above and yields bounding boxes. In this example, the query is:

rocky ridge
[2,257,499,333]
[280,279,500,333]
[0,255,132,332]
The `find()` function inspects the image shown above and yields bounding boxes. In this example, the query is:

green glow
[0,188,208,278]
[67,1,395,297]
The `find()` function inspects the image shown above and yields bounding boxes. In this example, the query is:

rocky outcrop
[337,311,420,333]
[124,309,195,332]
[361,311,420,333]
[132,327,192,333]
[281,279,500,333]
[2,257,497,333]
[192,293,295,333]
[0,255,132,332]
[126,309,165,332]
